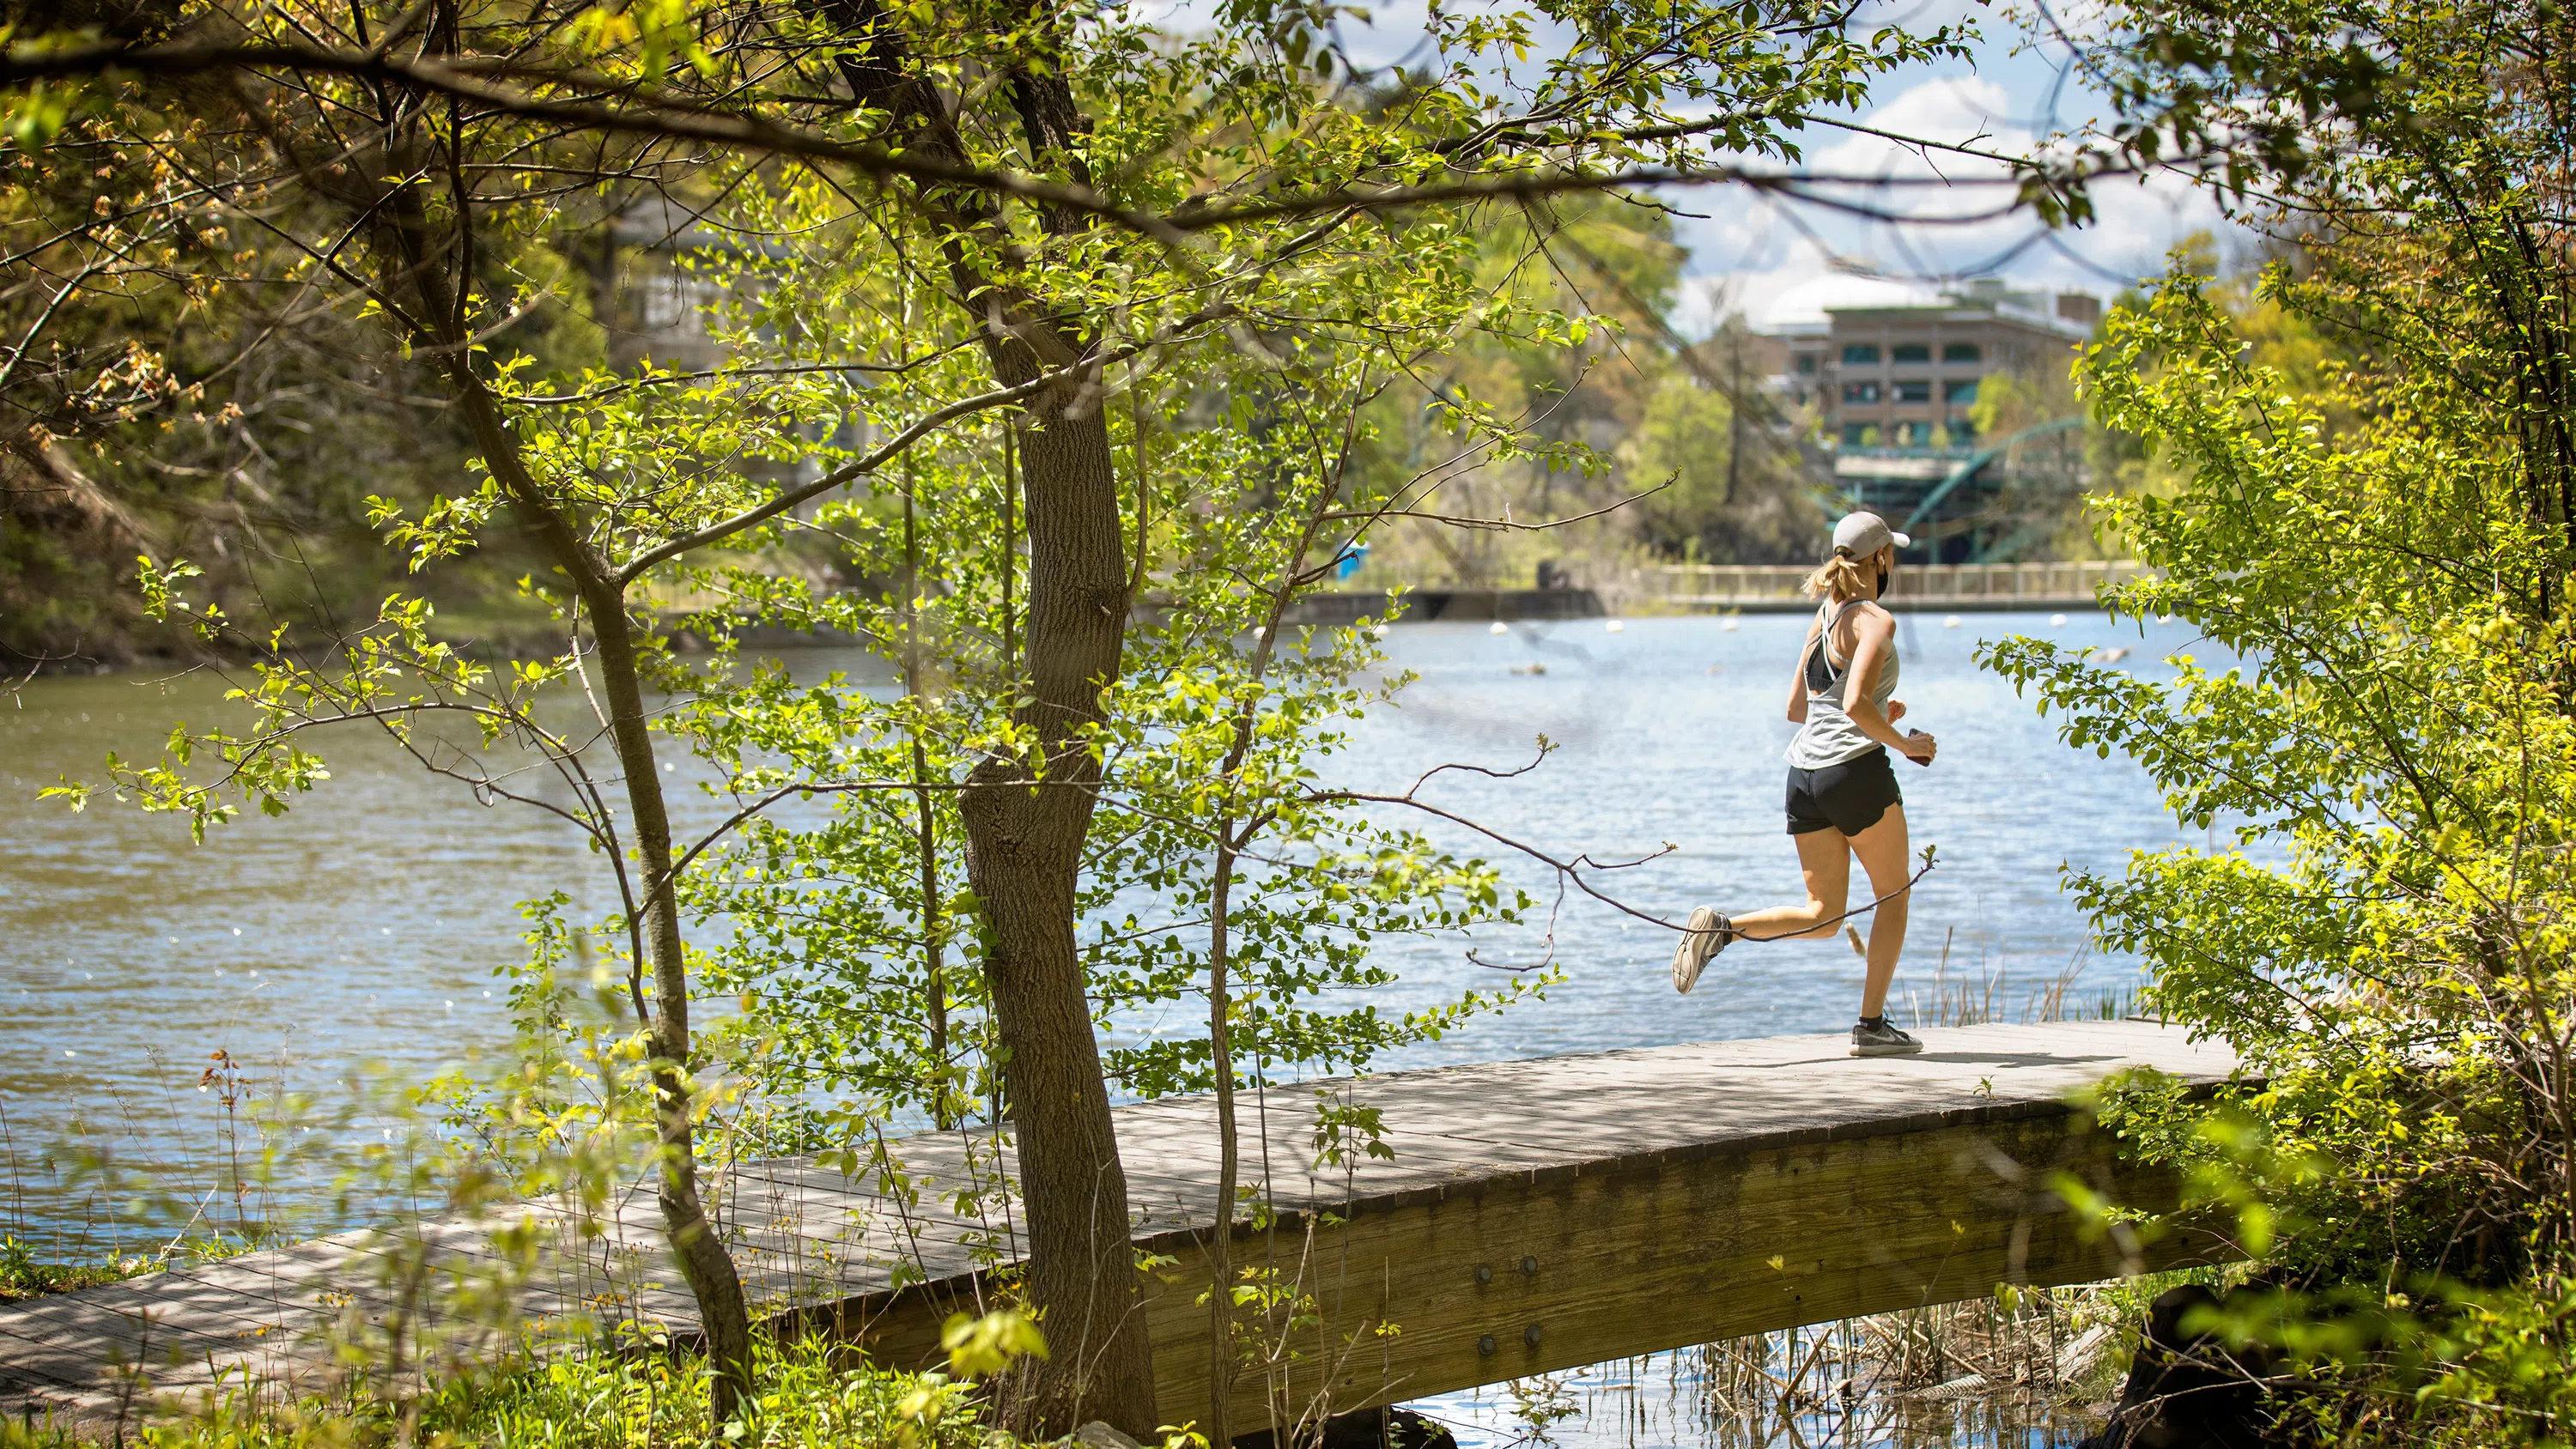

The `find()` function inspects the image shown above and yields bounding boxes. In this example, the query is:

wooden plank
[1132,1106,2226,1424]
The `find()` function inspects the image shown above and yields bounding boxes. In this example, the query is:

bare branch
[0,39,2181,243]
[1322,476,1674,534]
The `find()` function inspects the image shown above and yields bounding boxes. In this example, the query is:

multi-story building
[1770,280,2096,449]
[1758,281,2100,560]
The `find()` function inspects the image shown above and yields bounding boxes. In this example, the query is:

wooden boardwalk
[0,1020,2241,1434]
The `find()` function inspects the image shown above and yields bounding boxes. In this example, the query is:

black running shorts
[1784,748,1901,836]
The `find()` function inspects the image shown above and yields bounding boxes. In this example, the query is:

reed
[1895,932,2145,1031]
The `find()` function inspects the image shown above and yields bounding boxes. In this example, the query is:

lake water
[1,610,2203,1441]
[1242,610,2198,1070]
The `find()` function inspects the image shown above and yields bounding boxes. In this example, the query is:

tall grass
[1895,931,2148,1030]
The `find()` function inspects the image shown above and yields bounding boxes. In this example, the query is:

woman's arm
[1841,609,1936,763]
[1786,615,1820,723]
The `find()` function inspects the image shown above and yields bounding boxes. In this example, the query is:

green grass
[0,1236,159,1304]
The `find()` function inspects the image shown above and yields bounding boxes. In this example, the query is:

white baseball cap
[1831,511,1911,557]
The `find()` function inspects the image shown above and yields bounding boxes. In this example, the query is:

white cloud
[1139,0,2236,330]
[1816,75,2033,164]
[1668,70,2238,332]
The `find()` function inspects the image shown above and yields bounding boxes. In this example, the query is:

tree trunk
[809,4,1157,1428]
[252,57,762,1422]
[1205,839,1241,1446]
[957,393,1157,1437]
[904,462,954,1128]
[1201,492,1337,1444]
[374,173,756,1412]
[441,372,758,1425]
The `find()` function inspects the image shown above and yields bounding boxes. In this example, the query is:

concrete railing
[1636,559,2148,613]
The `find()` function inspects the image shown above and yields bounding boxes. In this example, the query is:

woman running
[1668,511,1937,1058]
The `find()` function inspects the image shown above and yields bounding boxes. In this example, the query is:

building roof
[1752,274,2093,341]
[1753,274,1945,330]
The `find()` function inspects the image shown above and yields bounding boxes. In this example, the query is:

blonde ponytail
[1803,547,1873,603]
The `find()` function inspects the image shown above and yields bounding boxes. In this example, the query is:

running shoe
[1850,1018,1924,1057]
[1669,906,1733,994]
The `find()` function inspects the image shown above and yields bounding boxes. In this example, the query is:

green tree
[1980,0,2576,1420]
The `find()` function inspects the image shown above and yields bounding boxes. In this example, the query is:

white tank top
[1785,598,1898,769]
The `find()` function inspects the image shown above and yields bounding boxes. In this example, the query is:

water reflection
[1416,1343,2108,1447]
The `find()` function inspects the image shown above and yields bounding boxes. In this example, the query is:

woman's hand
[1899,729,1937,767]
[1887,700,1907,723]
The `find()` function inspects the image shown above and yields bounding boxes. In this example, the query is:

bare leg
[1728,828,1853,943]
[1847,803,1913,1018]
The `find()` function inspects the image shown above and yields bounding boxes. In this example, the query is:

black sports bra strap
[1813,597,1865,680]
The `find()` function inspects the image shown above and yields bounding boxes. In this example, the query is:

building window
[1841,343,1880,365]
[1897,421,1933,446]
[1841,423,1879,447]
[1942,343,1982,363]
[1795,355,1817,374]
[1950,415,1978,442]
[1842,381,1881,404]
[1944,378,1982,403]
[1893,379,1932,403]
[1891,343,1930,364]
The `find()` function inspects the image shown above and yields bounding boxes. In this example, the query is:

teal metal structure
[1820,415,2087,562]
[1894,415,2086,548]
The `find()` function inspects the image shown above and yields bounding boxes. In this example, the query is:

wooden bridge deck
[0,1020,2242,1434]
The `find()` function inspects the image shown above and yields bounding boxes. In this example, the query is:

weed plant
[1432,1261,2239,1447]
[0,1236,152,1304]
[0,1332,1028,1449]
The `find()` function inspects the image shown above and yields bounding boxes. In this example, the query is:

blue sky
[1167,0,2234,333]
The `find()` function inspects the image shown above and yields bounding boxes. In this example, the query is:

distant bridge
[1277,561,2144,626]
[1635,559,2148,614]
[0,1021,2237,1436]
